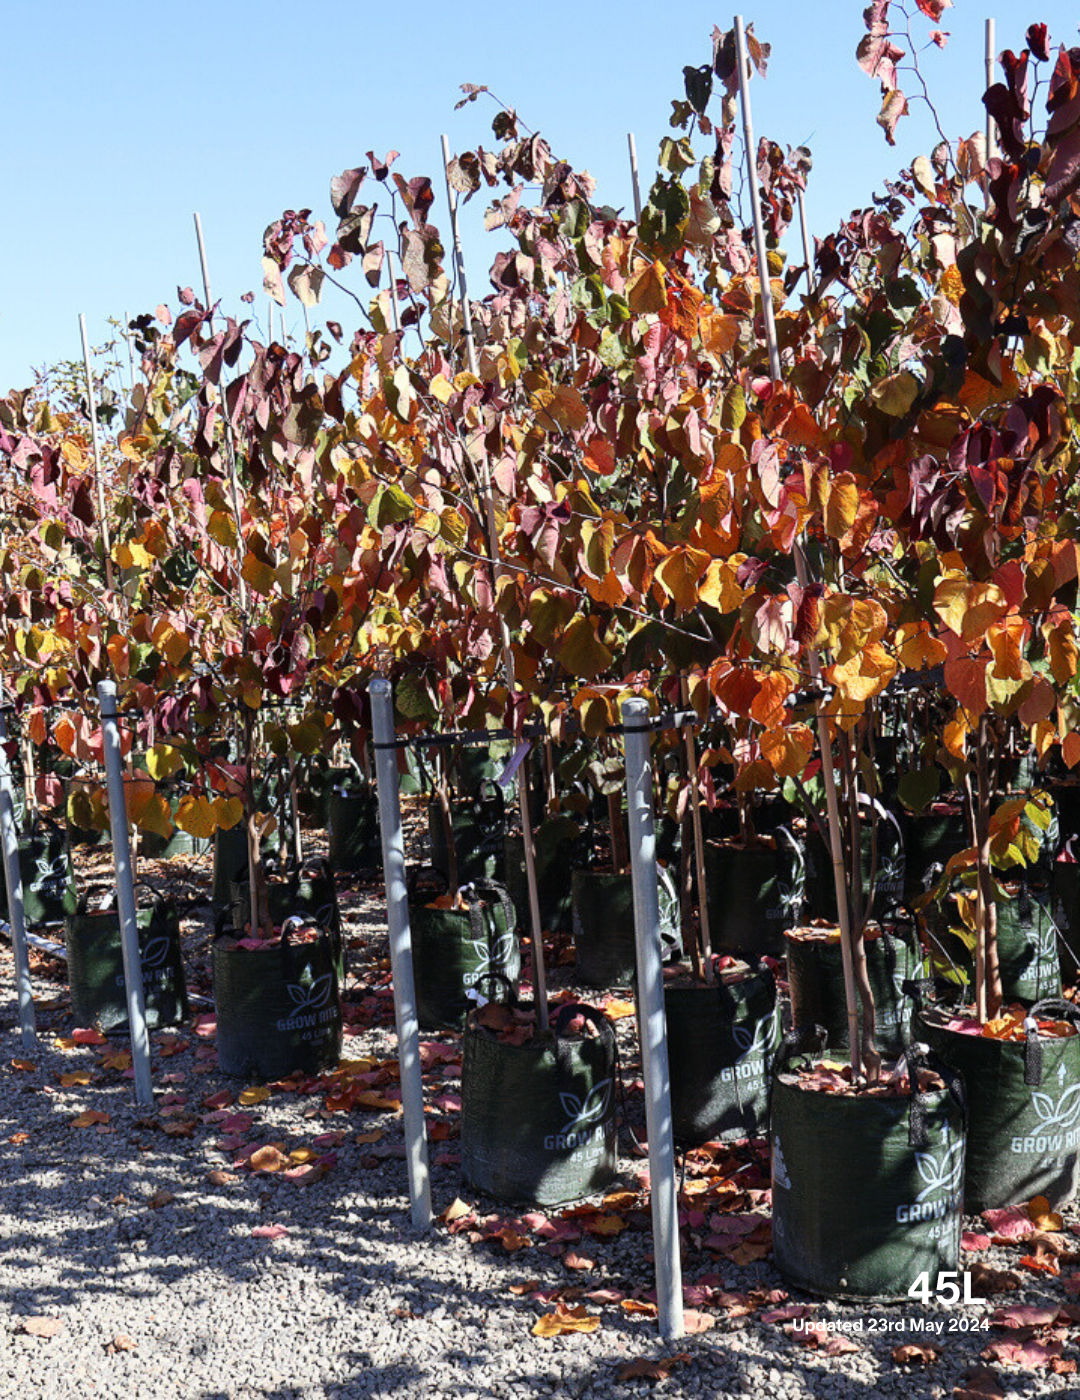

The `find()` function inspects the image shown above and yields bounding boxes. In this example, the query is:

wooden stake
[627,132,643,222]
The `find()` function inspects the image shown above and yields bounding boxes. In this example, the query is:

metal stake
[623,697,684,1341]
[98,682,153,1105]
[370,679,432,1230]
[79,314,116,593]
[0,711,36,1048]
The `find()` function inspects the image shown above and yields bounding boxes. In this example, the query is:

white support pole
[622,697,684,1342]
[79,315,116,593]
[97,682,153,1105]
[0,711,36,1049]
[369,679,432,1231]
[627,132,643,223]
[734,14,863,1073]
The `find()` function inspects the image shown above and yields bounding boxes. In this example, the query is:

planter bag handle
[470,970,518,1007]
[464,879,516,936]
[713,959,777,1020]
[903,1040,967,1151]
[771,1022,827,1079]
[900,974,964,1017]
[407,865,450,906]
[1024,997,1080,1086]
[776,825,806,908]
[278,915,333,982]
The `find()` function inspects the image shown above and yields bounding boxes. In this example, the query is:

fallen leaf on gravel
[8,1133,30,1145]
[969,1262,1021,1294]
[532,1304,600,1337]
[585,1213,626,1238]
[982,1336,1064,1368]
[251,1225,289,1239]
[761,1305,814,1324]
[494,1228,531,1252]
[239,1086,270,1106]
[563,1252,595,1271]
[601,1191,640,1212]
[71,1028,108,1045]
[105,1334,136,1354]
[509,1280,541,1296]
[621,1300,658,1319]
[601,998,637,1021]
[962,1231,992,1252]
[100,1051,132,1071]
[71,1111,110,1128]
[206,1171,238,1187]
[1018,1250,1059,1275]
[147,1190,175,1210]
[682,1310,715,1334]
[1028,1195,1063,1232]
[20,1317,63,1338]
[248,1145,288,1173]
[785,1321,860,1354]
[440,1198,472,1225]
[989,1304,1059,1329]
[202,1091,233,1110]
[11,1060,36,1072]
[954,1365,1004,1398]
[312,1132,346,1148]
[614,1354,691,1381]
[354,1130,384,1145]
[981,1207,1036,1241]
[893,1343,941,1365]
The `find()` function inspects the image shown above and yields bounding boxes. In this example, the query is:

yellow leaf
[870,370,919,416]
[932,573,970,635]
[698,559,744,613]
[699,312,740,357]
[760,725,815,781]
[174,795,221,840]
[239,1086,271,1107]
[146,743,184,781]
[213,796,244,831]
[626,261,667,314]
[557,617,614,680]
[532,1305,601,1338]
[654,547,710,613]
[249,1145,288,1173]
[152,620,190,667]
[208,510,238,549]
[429,373,454,404]
[824,473,860,539]
[129,790,174,841]
[241,553,277,596]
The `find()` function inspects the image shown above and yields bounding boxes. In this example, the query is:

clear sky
[2,3,1075,394]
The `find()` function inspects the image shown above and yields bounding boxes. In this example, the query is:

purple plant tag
[498,741,531,787]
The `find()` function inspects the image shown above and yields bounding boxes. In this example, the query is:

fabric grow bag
[14,820,77,927]
[915,997,1080,1211]
[786,923,919,1058]
[904,805,967,903]
[228,858,343,979]
[213,922,342,1080]
[428,781,507,886]
[504,815,587,937]
[771,1032,966,1300]
[926,881,1062,1006]
[704,831,803,959]
[407,871,519,1030]
[665,965,782,1144]
[571,865,680,987]
[1052,856,1080,980]
[327,782,381,872]
[804,802,906,923]
[461,996,617,1206]
[65,899,189,1033]
[213,825,251,913]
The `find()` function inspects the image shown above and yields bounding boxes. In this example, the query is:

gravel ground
[0,810,1079,1400]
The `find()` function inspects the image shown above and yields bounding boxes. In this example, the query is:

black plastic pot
[212,826,251,913]
[571,866,680,988]
[916,997,1080,1211]
[771,1032,966,1300]
[327,783,381,872]
[461,997,617,1206]
[704,833,803,959]
[213,922,342,1080]
[65,899,189,1033]
[786,924,920,1058]
[408,873,519,1030]
[428,782,507,886]
[297,764,353,828]
[665,966,781,1144]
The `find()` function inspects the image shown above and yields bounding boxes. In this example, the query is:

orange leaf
[1027,1195,1063,1232]
[249,1145,288,1173]
[532,1304,601,1337]
[71,1111,110,1129]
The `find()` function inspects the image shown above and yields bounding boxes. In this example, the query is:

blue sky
[2,3,1075,393]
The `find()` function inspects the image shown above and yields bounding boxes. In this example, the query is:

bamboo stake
[440,133,550,1031]
[78,315,116,594]
[985,19,997,165]
[627,133,643,222]
[734,15,870,1077]
[680,676,712,980]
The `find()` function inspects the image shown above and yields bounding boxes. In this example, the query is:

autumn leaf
[894,1342,941,1365]
[147,1189,175,1210]
[20,1317,63,1339]
[1027,1195,1063,1233]
[251,1224,289,1239]
[71,1111,110,1129]
[870,369,919,415]
[239,1086,271,1107]
[532,1304,600,1338]
[249,1145,289,1173]
[615,1354,692,1381]
[556,617,614,680]
[106,1334,137,1354]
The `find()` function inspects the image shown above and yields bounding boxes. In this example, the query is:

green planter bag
[903,805,967,903]
[925,880,1062,1005]
[15,819,77,927]
[504,815,588,937]
[1052,853,1080,980]
[408,870,519,1030]
[65,898,189,1033]
[771,1030,966,1300]
[915,996,1080,1211]
[213,919,342,1080]
[461,992,617,1206]
[805,802,906,922]
[327,782,381,873]
[786,923,920,1058]
[228,857,343,980]
[705,830,804,959]
[665,964,781,1145]
[428,781,507,886]
[571,865,680,987]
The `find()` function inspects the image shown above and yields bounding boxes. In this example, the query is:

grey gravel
[0,815,1077,1398]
